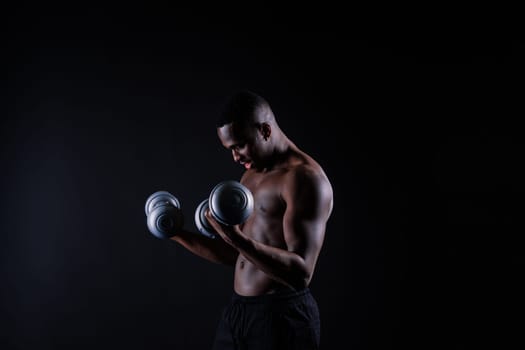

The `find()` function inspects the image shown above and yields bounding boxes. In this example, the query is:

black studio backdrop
[2,6,524,350]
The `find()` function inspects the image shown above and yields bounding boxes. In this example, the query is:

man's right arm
[170,229,239,266]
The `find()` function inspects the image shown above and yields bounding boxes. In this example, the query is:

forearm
[230,233,310,290]
[171,229,239,266]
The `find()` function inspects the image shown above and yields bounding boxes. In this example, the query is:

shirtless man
[171,90,333,349]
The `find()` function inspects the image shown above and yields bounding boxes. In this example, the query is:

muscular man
[171,90,333,349]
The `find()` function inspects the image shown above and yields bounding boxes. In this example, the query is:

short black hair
[216,90,269,128]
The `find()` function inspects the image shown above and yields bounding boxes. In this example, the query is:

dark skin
[172,116,333,296]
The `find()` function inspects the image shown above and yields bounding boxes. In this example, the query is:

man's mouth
[240,161,252,169]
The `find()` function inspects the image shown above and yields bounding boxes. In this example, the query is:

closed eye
[231,143,246,151]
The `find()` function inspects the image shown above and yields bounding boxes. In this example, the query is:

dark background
[1,4,523,350]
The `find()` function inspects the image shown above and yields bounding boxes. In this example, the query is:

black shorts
[212,288,321,350]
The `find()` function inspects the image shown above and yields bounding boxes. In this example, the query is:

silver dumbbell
[145,191,184,239]
[194,180,254,239]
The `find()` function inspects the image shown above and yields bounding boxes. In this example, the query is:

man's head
[216,90,279,170]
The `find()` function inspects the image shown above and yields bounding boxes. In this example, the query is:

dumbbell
[194,180,254,239]
[144,191,184,239]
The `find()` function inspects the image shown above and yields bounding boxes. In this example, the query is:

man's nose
[232,150,241,162]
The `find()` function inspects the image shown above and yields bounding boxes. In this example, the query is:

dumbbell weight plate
[208,180,254,226]
[194,199,217,239]
[147,205,184,239]
[145,191,181,216]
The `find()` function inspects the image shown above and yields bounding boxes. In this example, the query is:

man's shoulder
[286,161,331,190]
[282,161,334,211]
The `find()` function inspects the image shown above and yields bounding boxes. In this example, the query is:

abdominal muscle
[234,256,283,296]
[233,214,288,296]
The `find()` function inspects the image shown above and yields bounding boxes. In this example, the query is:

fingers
[205,209,223,233]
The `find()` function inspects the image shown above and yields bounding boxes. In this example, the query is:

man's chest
[242,172,286,217]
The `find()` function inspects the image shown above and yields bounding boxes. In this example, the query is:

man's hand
[204,209,242,246]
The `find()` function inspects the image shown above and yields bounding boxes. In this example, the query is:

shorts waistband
[231,287,310,304]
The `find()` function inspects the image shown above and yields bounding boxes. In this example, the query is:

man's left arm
[205,168,333,290]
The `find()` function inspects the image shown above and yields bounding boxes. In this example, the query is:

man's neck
[260,136,298,172]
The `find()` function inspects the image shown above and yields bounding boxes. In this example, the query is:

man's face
[217,123,260,170]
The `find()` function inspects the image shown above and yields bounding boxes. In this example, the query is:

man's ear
[258,122,271,141]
